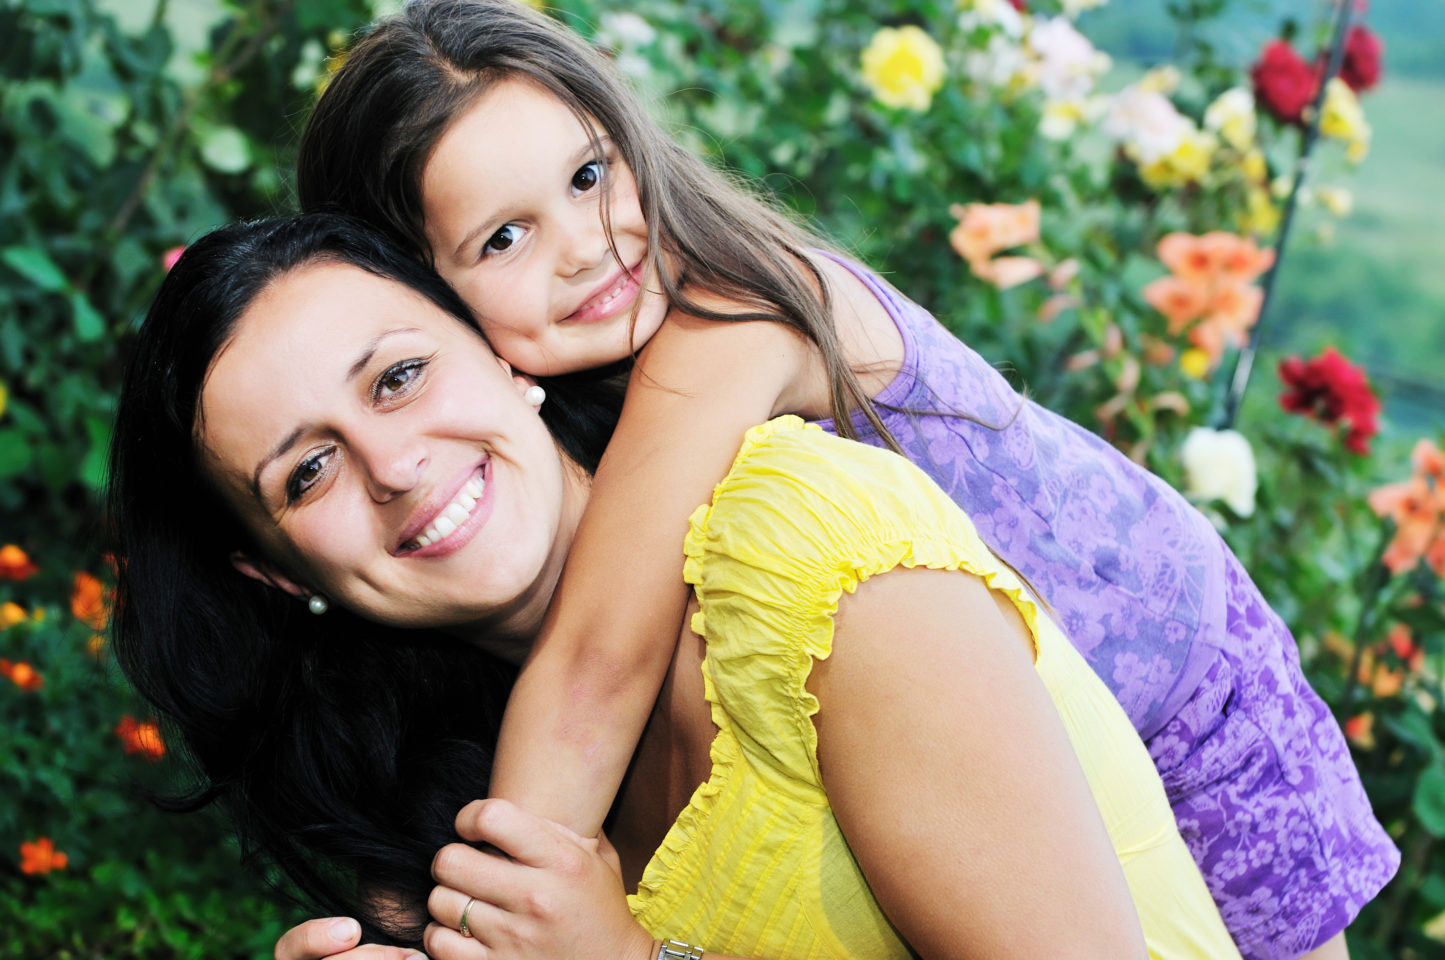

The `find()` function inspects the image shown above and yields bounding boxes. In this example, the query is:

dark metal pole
[1215,0,1358,429]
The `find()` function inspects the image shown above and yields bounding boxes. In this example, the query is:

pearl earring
[523,385,546,407]
[307,594,329,616]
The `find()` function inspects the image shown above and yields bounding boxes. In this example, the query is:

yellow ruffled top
[627,417,1240,959]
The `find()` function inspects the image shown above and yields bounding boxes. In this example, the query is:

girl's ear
[229,551,307,599]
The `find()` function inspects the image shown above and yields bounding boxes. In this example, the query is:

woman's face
[420,77,668,377]
[198,260,586,647]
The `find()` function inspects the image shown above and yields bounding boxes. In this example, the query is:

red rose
[1278,346,1381,455]
[1251,40,1319,125]
[1338,25,1383,92]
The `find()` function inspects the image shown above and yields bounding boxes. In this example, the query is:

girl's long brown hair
[297,0,896,448]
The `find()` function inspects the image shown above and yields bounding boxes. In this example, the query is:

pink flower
[161,247,186,272]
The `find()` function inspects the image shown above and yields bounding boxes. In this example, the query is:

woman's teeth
[412,476,485,548]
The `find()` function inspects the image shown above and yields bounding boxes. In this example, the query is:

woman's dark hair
[107,212,621,945]
[298,0,898,448]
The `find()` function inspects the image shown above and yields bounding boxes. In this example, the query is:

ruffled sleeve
[683,416,1043,791]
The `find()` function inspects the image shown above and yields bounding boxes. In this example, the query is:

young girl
[296,2,1394,957]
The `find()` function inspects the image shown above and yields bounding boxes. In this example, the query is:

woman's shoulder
[683,417,985,595]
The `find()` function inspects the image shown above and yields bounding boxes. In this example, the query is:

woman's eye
[375,359,426,401]
[571,160,604,195]
[483,223,524,256]
[286,449,333,503]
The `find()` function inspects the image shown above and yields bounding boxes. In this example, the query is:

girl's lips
[561,263,642,325]
[398,461,495,559]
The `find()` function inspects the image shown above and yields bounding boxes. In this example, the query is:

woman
[110,213,1239,959]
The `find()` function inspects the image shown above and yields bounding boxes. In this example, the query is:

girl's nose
[557,212,609,278]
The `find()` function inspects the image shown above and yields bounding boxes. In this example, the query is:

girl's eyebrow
[248,327,420,499]
[450,135,616,262]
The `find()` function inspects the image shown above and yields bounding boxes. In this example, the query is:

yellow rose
[1179,348,1212,380]
[1139,129,1215,189]
[1319,78,1370,144]
[1240,149,1267,184]
[861,25,946,111]
[1237,187,1280,237]
[1203,88,1256,152]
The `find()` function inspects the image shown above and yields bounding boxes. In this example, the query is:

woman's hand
[423,798,655,960]
[273,917,422,960]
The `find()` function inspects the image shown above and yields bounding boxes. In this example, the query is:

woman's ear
[229,551,307,599]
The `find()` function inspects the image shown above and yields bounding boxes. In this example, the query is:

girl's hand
[273,917,423,960]
[423,798,655,960]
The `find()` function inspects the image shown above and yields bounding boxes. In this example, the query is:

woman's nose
[353,431,427,502]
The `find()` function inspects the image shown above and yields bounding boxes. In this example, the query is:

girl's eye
[286,448,334,503]
[571,159,605,195]
[483,223,525,256]
[374,359,427,402]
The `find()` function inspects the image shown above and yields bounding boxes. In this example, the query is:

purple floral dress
[812,254,1398,960]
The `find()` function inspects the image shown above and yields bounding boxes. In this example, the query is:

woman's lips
[561,263,642,325]
[399,460,495,558]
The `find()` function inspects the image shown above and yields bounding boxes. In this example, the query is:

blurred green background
[2,1,1442,956]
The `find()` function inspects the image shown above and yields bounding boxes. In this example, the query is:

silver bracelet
[656,939,705,960]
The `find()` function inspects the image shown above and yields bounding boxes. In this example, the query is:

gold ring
[459,896,477,938]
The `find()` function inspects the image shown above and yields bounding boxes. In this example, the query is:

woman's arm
[487,312,812,836]
[810,566,1147,960]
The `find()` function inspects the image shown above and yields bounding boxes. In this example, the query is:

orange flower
[1413,439,1445,481]
[1141,276,1210,334]
[1369,473,1442,575]
[0,544,37,580]
[70,571,110,630]
[1385,623,1425,673]
[6,660,43,692]
[19,837,68,875]
[949,200,1044,288]
[0,601,26,628]
[116,715,166,760]
[1344,713,1375,750]
[1157,233,1223,288]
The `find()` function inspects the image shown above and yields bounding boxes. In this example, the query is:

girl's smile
[421,77,667,376]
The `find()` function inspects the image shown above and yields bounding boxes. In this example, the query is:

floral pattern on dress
[813,253,1398,959]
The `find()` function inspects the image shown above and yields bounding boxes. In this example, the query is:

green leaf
[1415,762,1445,837]
[0,246,68,293]
[199,125,252,174]
[0,428,33,479]
[70,291,105,342]
[80,415,111,490]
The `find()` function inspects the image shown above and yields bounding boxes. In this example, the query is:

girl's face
[198,261,587,650]
[420,78,667,377]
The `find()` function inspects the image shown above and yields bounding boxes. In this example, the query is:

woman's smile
[400,460,492,554]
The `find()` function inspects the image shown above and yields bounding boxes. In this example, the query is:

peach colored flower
[1369,473,1442,575]
[1141,276,1210,334]
[0,544,37,580]
[116,715,166,760]
[71,571,110,630]
[19,837,68,875]
[1412,439,1445,480]
[973,256,1046,289]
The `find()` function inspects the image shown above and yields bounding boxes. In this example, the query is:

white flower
[1027,17,1111,101]
[1102,84,1190,164]
[1203,87,1257,151]
[963,34,1029,88]
[596,12,656,49]
[1180,427,1257,518]
[958,0,1026,37]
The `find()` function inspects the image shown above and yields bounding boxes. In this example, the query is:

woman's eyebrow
[249,327,421,499]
